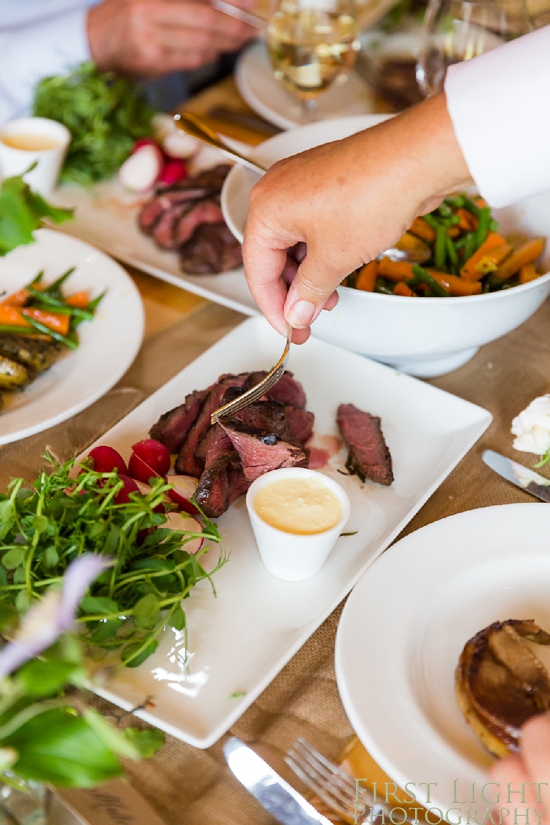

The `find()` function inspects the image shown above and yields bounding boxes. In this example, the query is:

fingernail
[287,300,315,328]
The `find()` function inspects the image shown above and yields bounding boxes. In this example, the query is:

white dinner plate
[235,40,376,130]
[335,503,550,823]
[84,315,491,748]
[0,229,144,445]
[52,148,257,317]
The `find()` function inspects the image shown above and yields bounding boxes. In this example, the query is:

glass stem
[302,98,318,122]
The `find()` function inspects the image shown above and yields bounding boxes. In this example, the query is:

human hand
[243,93,473,343]
[87,0,257,77]
[489,715,550,825]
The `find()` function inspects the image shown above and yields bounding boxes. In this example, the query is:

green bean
[24,270,44,289]
[437,203,453,218]
[444,195,465,209]
[489,218,500,232]
[446,235,460,274]
[462,232,476,264]
[42,267,76,298]
[434,225,447,270]
[460,194,482,219]
[411,266,449,297]
[475,207,491,248]
[85,291,106,313]
[422,214,441,231]
[0,325,38,335]
[26,288,94,322]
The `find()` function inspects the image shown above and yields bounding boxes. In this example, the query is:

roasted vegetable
[0,356,30,390]
[0,334,60,373]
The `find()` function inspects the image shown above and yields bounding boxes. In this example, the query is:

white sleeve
[444,26,550,208]
[0,7,90,126]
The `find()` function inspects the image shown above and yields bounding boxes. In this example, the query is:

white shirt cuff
[0,8,90,125]
[445,26,550,207]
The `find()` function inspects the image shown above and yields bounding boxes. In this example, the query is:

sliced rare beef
[220,418,308,481]
[267,372,307,409]
[193,426,250,518]
[336,403,393,486]
[285,407,314,444]
[139,188,214,233]
[152,201,197,250]
[175,373,250,477]
[149,387,210,453]
[173,199,224,247]
[179,223,243,275]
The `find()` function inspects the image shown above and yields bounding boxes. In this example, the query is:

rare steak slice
[149,388,209,454]
[220,419,308,481]
[139,188,213,233]
[176,373,250,477]
[173,199,224,247]
[193,426,250,518]
[180,223,243,274]
[267,372,307,409]
[336,403,393,486]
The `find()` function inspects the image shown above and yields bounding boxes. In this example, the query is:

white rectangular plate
[87,316,491,748]
[52,149,257,316]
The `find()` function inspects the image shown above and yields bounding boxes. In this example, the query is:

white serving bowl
[222,115,550,377]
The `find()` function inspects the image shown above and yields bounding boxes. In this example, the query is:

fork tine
[285,753,354,821]
[294,739,359,796]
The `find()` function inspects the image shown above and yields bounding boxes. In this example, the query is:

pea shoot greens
[0,457,224,668]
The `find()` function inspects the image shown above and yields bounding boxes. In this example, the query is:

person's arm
[243,26,550,342]
[243,92,472,342]
[0,6,90,124]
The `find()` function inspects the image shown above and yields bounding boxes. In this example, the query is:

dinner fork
[286,738,392,825]
[210,323,292,424]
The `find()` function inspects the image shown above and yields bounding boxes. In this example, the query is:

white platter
[0,229,143,445]
[335,503,550,823]
[235,40,376,131]
[85,315,491,748]
[52,149,257,317]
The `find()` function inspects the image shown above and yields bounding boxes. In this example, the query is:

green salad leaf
[0,174,73,256]
[33,62,155,186]
[0,457,225,668]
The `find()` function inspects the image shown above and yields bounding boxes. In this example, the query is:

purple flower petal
[57,555,112,631]
[0,555,112,680]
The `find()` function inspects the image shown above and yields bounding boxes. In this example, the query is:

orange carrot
[448,226,460,238]
[377,259,414,282]
[66,291,90,309]
[23,308,70,336]
[493,238,546,281]
[427,270,482,296]
[456,208,477,232]
[2,289,30,307]
[0,305,31,327]
[475,196,488,208]
[355,261,377,291]
[410,218,435,244]
[394,282,414,297]
[460,232,510,280]
[519,263,541,284]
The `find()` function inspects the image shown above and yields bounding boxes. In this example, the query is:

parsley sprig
[0,457,224,668]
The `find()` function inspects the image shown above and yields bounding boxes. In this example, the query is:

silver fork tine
[291,740,358,799]
[285,753,352,821]
[210,324,292,424]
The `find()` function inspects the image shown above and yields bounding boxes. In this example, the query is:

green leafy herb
[0,457,225,667]
[33,62,155,186]
[0,175,73,256]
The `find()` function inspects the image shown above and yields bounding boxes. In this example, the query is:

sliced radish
[158,157,187,186]
[164,512,203,554]
[131,439,171,475]
[128,452,161,484]
[132,138,160,153]
[167,475,199,515]
[162,131,200,159]
[114,474,141,505]
[118,143,163,193]
[88,446,128,475]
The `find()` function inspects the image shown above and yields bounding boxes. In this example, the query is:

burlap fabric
[2,292,548,825]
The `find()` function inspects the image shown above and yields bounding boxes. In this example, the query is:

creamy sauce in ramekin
[254,475,342,535]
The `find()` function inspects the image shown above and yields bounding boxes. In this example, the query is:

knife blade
[482,449,550,502]
[223,737,332,825]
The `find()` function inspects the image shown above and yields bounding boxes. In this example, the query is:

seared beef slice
[220,418,308,481]
[336,403,393,486]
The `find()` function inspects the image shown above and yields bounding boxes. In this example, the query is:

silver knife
[223,737,332,825]
[482,449,550,502]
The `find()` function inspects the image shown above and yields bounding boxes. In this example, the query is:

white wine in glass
[417,0,530,96]
[266,0,360,119]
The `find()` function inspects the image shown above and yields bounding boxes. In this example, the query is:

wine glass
[265,0,360,121]
[417,0,531,97]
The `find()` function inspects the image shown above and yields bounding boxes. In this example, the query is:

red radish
[132,138,160,152]
[157,157,187,186]
[164,512,203,554]
[128,452,161,484]
[167,475,199,515]
[114,474,141,504]
[132,479,167,514]
[131,439,171,475]
[118,143,163,193]
[88,445,128,475]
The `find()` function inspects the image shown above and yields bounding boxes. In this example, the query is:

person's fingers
[516,715,550,814]
[243,230,291,337]
[489,755,531,825]
[324,290,339,311]
[148,2,256,41]
[284,250,349,328]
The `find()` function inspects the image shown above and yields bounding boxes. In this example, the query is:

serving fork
[286,739,394,825]
[210,323,292,424]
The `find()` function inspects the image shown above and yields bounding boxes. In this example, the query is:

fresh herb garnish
[0,174,73,256]
[0,457,225,668]
[33,62,155,186]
